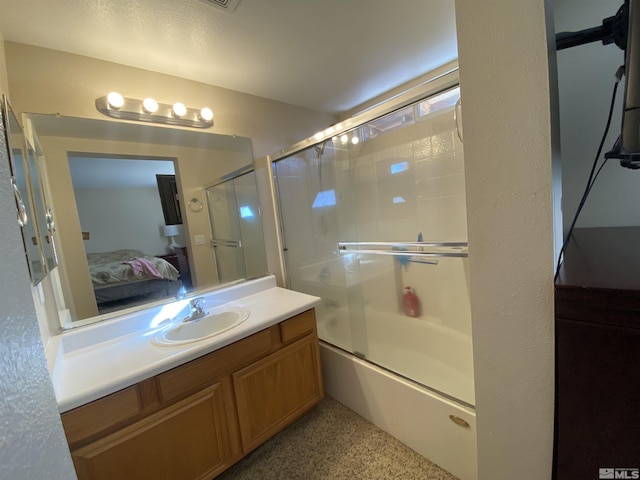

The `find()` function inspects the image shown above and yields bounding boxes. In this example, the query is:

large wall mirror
[26,113,269,326]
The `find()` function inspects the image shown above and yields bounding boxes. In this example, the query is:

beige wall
[5,42,336,159]
[455,1,557,479]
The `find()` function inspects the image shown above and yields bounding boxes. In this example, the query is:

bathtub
[318,307,477,480]
[292,253,477,479]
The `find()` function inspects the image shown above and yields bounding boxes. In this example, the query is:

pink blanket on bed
[124,258,164,280]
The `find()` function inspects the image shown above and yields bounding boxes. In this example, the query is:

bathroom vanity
[51,276,323,480]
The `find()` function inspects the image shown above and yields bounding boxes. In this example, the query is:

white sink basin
[153,307,250,346]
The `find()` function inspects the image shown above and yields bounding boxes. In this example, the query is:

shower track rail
[337,241,468,259]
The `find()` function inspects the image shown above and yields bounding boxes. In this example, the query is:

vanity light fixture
[96,93,214,128]
[172,102,187,118]
[107,92,125,109]
[142,98,159,114]
[199,107,214,122]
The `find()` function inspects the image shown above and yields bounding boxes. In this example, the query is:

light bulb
[107,92,124,109]
[340,134,349,144]
[172,102,187,117]
[351,136,360,145]
[142,98,158,113]
[199,107,214,121]
[314,132,323,141]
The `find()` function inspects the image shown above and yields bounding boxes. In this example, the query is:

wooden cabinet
[555,228,640,479]
[234,333,323,452]
[72,383,232,480]
[61,309,323,480]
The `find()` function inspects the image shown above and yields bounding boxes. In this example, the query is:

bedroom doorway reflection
[68,154,188,315]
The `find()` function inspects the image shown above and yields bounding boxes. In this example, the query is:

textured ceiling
[0,0,458,114]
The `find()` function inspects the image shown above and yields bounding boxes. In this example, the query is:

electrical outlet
[194,234,206,245]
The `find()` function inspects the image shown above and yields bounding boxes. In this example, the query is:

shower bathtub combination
[271,70,477,480]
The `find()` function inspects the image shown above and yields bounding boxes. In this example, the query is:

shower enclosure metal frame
[268,66,460,165]
[270,64,473,400]
[204,163,268,284]
[268,65,477,480]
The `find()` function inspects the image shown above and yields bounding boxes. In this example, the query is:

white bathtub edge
[320,342,478,480]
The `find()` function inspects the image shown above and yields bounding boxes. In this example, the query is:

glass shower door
[206,180,246,284]
[275,86,475,405]
[274,141,368,355]
[234,171,268,280]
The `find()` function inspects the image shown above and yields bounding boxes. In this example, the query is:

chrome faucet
[183,297,208,322]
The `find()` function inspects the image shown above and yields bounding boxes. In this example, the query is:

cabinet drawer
[62,386,141,448]
[280,309,316,344]
[157,325,280,403]
[71,384,232,480]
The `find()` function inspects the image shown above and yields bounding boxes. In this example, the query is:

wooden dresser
[554,227,640,479]
[159,246,192,289]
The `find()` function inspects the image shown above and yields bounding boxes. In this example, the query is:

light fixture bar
[95,95,214,128]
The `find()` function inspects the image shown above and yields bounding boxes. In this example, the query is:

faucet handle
[182,297,208,323]
[190,297,204,310]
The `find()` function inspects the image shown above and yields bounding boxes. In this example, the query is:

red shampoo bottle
[403,286,420,318]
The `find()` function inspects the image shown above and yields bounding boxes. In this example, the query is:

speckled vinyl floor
[217,396,459,480]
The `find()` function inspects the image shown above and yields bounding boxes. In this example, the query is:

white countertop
[51,276,320,413]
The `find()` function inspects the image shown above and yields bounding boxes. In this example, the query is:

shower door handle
[211,239,242,248]
[337,241,468,258]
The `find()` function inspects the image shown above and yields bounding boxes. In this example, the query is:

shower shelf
[337,241,468,258]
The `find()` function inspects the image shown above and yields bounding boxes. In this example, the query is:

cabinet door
[556,317,640,479]
[71,383,232,480]
[233,334,323,452]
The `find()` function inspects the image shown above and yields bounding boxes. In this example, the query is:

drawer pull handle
[449,414,470,428]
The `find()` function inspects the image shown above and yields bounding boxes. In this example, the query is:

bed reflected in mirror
[69,155,183,315]
[26,113,269,326]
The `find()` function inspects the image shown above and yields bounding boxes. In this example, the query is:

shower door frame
[269,67,460,165]
[204,163,262,284]
[271,67,476,406]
